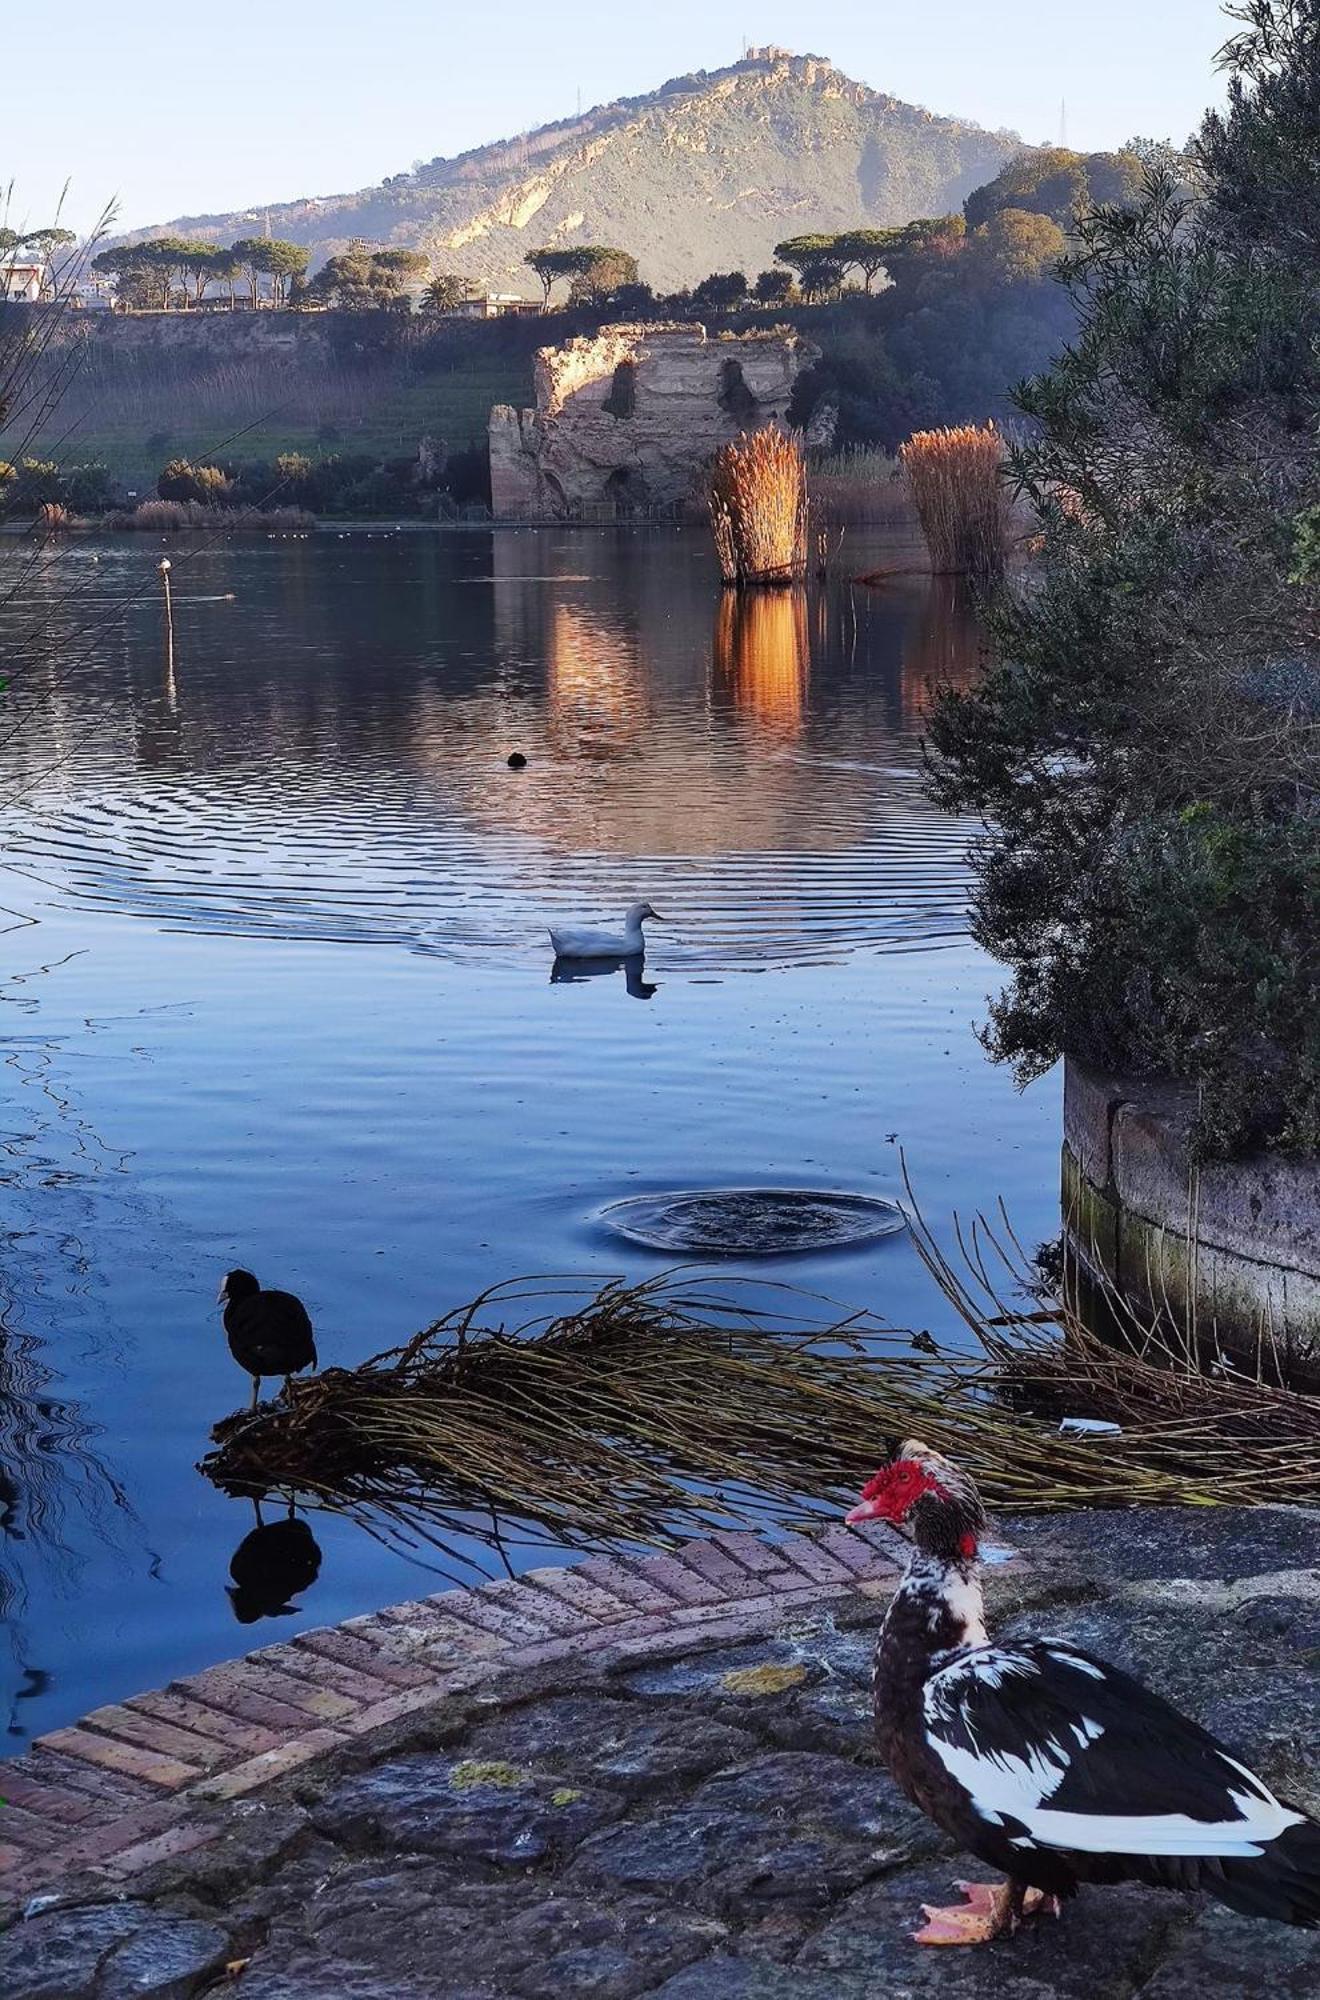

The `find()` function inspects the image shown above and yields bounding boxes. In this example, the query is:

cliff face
[139,51,1023,293]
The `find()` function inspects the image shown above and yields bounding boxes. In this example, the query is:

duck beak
[216,1280,229,1305]
[845,1497,884,1525]
[649,910,667,921]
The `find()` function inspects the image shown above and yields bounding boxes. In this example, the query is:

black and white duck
[848,1438,1320,1945]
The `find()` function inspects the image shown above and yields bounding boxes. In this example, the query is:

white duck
[548,901,665,958]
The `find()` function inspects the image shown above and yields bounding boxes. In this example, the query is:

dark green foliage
[157,458,229,504]
[309,242,427,311]
[963,146,1145,232]
[421,273,469,313]
[784,222,1076,448]
[566,246,639,304]
[754,268,796,304]
[207,441,489,519]
[691,270,748,312]
[600,282,655,318]
[924,3,1320,1158]
[0,458,118,515]
[1197,0,1320,261]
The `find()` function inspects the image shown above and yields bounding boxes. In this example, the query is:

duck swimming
[547,901,665,958]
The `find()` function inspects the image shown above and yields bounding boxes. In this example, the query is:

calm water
[0,527,1060,1749]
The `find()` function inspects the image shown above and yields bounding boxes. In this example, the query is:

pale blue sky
[14,1,1231,239]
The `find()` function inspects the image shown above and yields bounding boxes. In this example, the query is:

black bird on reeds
[217,1269,317,1407]
[227,1501,322,1624]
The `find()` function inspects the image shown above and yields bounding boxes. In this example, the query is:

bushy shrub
[925,8,1320,1159]
[157,458,227,504]
[64,463,117,513]
[117,498,315,530]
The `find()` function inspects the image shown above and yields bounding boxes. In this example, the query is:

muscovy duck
[848,1438,1320,1944]
[218,1269,318,1406]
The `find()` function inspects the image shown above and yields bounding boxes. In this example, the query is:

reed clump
[900,422,1011,579]
[201,1212,1320,1576]
[111,499,316,531]
[709,427,808,586]
[808,446,915,532]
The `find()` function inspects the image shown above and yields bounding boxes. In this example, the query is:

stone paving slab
[0,1506,1318,1997]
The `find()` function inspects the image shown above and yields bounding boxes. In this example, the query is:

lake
[0,526,1060,1749]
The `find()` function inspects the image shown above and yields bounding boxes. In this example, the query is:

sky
[12,0,1233,240]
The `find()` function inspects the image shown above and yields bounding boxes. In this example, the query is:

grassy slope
[59,360,529,488]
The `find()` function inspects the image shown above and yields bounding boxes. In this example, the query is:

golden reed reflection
[898,577,985,726]
[714,589,809,738]
[547,601,649,754]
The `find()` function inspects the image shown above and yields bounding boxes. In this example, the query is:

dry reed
[900,422,1011,579]
[111,499,315,531]
[709,427,808,586]
[808,447,917,533]
[201,1203,1320,1573]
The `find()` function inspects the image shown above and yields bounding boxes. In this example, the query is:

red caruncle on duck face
[846,1456,945,1526]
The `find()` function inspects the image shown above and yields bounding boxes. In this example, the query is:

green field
[58,358,529,489]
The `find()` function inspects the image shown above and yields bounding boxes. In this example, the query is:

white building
[447,293,542,320]
[0,256,48,302]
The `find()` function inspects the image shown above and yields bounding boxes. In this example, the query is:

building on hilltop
[0,256,48,303]
[489,322,817,520]
[446,292,543,320]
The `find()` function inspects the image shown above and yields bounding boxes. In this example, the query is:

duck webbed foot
[912,1879,1061,1946]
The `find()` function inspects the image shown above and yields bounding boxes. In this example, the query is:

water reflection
[0,528,1068,1747]
[896,577,986,725]
[551,953,658,1000]
[0,532,980,968]
[227,1501,323,1624]
[713,589,809,737]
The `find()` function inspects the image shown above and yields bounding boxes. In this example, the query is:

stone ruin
[488,322,818,520]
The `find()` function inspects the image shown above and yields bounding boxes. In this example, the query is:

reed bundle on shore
[202,1213,1320,1575]
[709,427,808,587]
[900,422,1011,579]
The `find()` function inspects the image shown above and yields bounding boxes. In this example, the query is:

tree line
[91,236,312,309]
[90,234,470,314]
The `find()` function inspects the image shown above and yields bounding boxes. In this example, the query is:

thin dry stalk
[709,427,807,586]
[900,422,1010,579]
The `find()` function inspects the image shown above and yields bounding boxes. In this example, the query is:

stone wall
[489,321,816,520]
[15,302,341,362]
[1062,1058,1320,1378]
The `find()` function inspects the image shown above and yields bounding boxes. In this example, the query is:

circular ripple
[598,1187,907,1256]
[0,541,979,972]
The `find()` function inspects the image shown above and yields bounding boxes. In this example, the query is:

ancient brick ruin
[488,322,817,520]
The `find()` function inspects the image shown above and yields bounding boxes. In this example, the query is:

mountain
[138,49,1024,294]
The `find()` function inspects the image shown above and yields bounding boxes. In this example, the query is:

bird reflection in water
[551,953,657,1000]
[227,1498,322,1624]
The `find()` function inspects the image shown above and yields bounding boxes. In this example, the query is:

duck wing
[549,927,628,957]
[922,1639,1306,1864]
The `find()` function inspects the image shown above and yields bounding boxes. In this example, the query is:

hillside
[134,49,1023,293]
